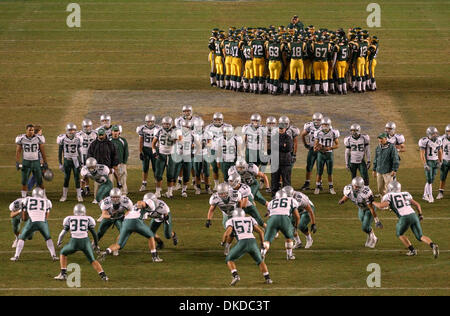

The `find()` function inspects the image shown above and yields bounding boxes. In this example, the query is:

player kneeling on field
[225,208,272,286]
[55,204,108,281]
[373,181,439,258]
[98,199,163,263]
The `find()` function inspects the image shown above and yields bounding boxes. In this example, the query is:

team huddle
[10,103,449,285]
[208,17,379,95]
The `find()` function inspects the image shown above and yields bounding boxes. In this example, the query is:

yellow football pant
[313,61,328,81]
[268,60,282,80]
[215,56,224,75]
[290,59,304,80]
[356,57,366,77]
[304,59,313,80]
[244,60,254,80]
[208,52,215,73]
[231,57,243,77]
[369,59,377,78]
[225,56,232,76]
[253,57,265,78]
[337,61,347,79]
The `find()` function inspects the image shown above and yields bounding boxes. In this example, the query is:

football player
[335,37,349,94]
[288,34,306,95]
[223,33,233,90]
[260,191,300,260]
[55,204,109,281]
[344,124,371,185]
[242,36,255,93]
[313,117,340,194]
[243,114,267,166]
[367,36,379,91]
[214,126,244,182]
[373,181,439,258]
[96,188,132,255]
[57,123,83,202]
[214,33,225,88]
[208,29,218,87]
[300,113,323,191]
[16,124,48,198]
[224,208,273,286]
[80,157,113,204]
[419,127,443,203]
[77,119,97,196]
[152,116,182,198]
[355,35,369,93]
[205,183,242,255]
[230,34,243,91]
[141,193,178,250]
[338,177,383,248]
[250,32,267,93]
[266,36,284,95]
[205,112,232,189]
[192,118,214,195]
[282,186,317,249]
[96,114,113,138]
[173,120,193,198]
[437,124,450,199]
[137,114,160,192]
[9,197,29,248]
[311,34,331,95]
[385,122,406,154]
[10,188,57,262]
[98,199,163,263]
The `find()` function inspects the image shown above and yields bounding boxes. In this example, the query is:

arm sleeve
[123,138,129,164]
[58,144,63,165]
[89,227,99,246]
[365,135,371,162]
[344,148,350,167]
[392,146,400,171]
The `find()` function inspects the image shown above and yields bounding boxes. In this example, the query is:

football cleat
[101,274,109,281]
[286,254,296,260]
[365,235,371,248]
[113,250,119,256]
[97,251,108,262]
[436,192,444,200]
[92,199,98,204]
[329,187,336,195]
[230,275,240,286]
[155,191,161,198]
[77,196,83,203]
[432,244,439,259]
[300,182,310,191]
[314,188,320,195]
[428,195,434,203]
[152,256,163,263]
[172,232,178,246]
[181,191,187,198]
[174,182,181,191]
[265,278,273,284]
[139,184,147,192]
[293,241,303,249]
[10,256,19,262]
[52,256,59,262]
[156,240,164,250]
[305,236,314,249]
[60,196,67,202]
[368,236,378,249]
[207,187,213,195]
[406,249,417,256]
[195,187,201,195]
[54,273,67,281]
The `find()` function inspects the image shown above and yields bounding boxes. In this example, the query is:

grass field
[0,0,449,296]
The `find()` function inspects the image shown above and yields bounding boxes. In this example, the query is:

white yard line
[0,287,448,291]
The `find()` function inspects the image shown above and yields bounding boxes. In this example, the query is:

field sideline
[0,0,449,296]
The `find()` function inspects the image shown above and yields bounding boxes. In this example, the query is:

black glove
[419,214,424,221]
[205,219,211,228]
[292,155,297,163]
[366,161,371,170]
[338,199,345,205]
[375,221,383,229]
[117,183,123,189]
[311,224,317,234]
[139,152,144,161]
[304,143,310,149]
[16,162,21,171]
[264,211,269,217]
[42,162,48,170]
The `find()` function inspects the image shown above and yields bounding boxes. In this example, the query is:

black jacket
[277,132,294,166]
[87,138,119,168]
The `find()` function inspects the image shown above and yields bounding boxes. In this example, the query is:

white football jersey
[292,191,314,213]
[142,199,170,222]
[125,200,156,220]
[209,190,242,217]
[343,185,374,210]
[303,122,321,146]
[23,196,52,222]
[234,183,254,207]
[267,197,299,216]
[136,124,161,148]
[76,130,97,156]
[174,115,200,129]
[175,128,194,157]
[228,163,259,186]
[192,130,213,157]
[387,133,405,147]
[381,191,415,218]
[63,215,96,239]
[214,135,243,163]
[286,125,300,139]
[418,137,442,161]
[344,134,370,163]
[242,124,267,151]
[205,122,232,145]
[57,134,81,160]
[80,164,110,184]
[15,134,45,161]
[100,196,133,219]
[9,198,24,212]
[155,127,179,155]
[440,135,450,161]
[225,217,258,241]
[314,128,340,152]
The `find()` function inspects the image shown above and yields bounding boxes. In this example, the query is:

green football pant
[11,216,22,235]
[317,151,334,176]
[306,148,318,172]
[264,215,294,243]
[210,149,220,174]
[226,238,263,265]
[19,220,51,241]
[425,160,439,184]
[155,154,177,182]
[142,147,157,174]
[246,148,263,166]
[193,158,210,178]
[21,159,42,186]
[96,180,113,202]
[97,218,123,241]
[118,219,154,249]
[358,208,373,234]
[441,160,449,182]
[350,161,369,185]
[63,158,81,189]
[149,213,173,239]
[221,161,235,182]
[174,160,192,183]
[244,204,264,227]
[60,237,96,263]
[250,182,267,206]
[396,213,423,241]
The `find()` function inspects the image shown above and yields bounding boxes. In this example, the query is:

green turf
[0,0,449,296]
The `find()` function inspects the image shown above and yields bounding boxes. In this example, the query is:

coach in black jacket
[270,124,293,197]
[87,128,119,170]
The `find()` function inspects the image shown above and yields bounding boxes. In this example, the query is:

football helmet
[351,176,365,192]
[266,116,277,130]
[182,105,193,119]
[385,122,396,136]
[213,112,224,127]
[32,187,45,198]
[446,124,450,139]
[85,157,97,172]
[235,158,248,173]
[250,114,261,127]
[66,123,77,137]
[100,114,111,128]
[350,124,361,138]
[73,203,87,216]
[312,113,323,127]
[43,169,54,182]
[275,190,288,199]
[143,192,157,204]
[321,117,332,132]
[281,186,295,197]
[145,114,156,128]
[223,126,233,139]
[109,188,122,204]
[217,183,230,201]
[231,208,246,218]
[278,116,290,129]
[82,119,93,133]
[228,172,241,189]
[388,181,402,193]
[161,116,173,131]
[426,126,439,141]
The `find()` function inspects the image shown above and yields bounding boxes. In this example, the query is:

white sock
[14,239,25,258]
[285,242,293,256]
[323,82,329,92]
[283,83,289,92]
[168,186,173,195]
[182,185,187,191]
[315,84,320,92]
[21,191,27,198]
[76,188,82,197]
[299,84,305,94]
[156,187,161,194]
[294,235,301,243]
[358,81,362,91]
[428,183,433,196]
[46,239,56,257]
[214,180,219,187]
[343,82,347,92]
[62,187,68,197]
